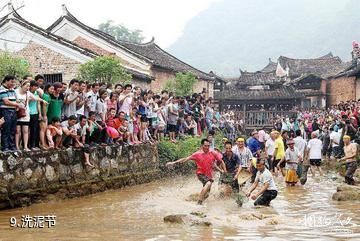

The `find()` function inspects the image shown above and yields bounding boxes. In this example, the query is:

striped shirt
[0,85,16,109]
[232,146,253,167]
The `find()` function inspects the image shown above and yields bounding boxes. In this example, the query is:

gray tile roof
[215,85,303,100]
[278,54,344,78]
[48,5,214,81]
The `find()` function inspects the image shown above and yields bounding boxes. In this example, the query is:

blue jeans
[0,108,17,151]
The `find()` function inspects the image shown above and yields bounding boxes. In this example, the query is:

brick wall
[327,76,356,106]
[72,37,147,72]
[132,78,151,90]
[73,36,113,56]
[150,68,175,92]
[194,79,214,98]
[14,41,82,82]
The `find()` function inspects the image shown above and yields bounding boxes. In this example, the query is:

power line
[0,37,28,44]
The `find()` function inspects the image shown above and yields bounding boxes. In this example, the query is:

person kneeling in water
[166,138,226,205]
[245,159,278,206]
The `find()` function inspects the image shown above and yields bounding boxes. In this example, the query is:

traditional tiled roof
[236,70,283,85]
[48,5,214,81]
[278,54,344,78]
[318,52,334,59]
[215,85,303,100]
[47,5,153,63]
[0,5,153,82]
[261,59,278,72]
[331,61,359,78]
[295,89,325,96]
[127,68,154,81]
[116,39,213,81]
[0,5,98,58]
[288,73,323,84]
[209,71,225,81]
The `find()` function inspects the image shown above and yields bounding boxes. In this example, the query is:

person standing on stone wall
[118,84,133,118]
[39,84,54,150]
[75,81,87,116]
[28,81,43,151]
[167,97,179,143]
[0,75,22,151]
[85,83,100,117]
[63,79,80,119]
[47,82,64,124]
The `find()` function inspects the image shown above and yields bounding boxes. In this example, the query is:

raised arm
[166,156,192,167]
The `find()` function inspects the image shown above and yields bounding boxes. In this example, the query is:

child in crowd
[46,117,63,149]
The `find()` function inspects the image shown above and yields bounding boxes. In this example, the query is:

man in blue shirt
[247,130,261,156]
[220,141,241,191]
[247,130,262,183]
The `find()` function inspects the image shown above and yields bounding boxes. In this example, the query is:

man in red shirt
[166,139,226,204]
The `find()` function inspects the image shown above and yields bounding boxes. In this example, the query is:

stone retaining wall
[0,144,160,209]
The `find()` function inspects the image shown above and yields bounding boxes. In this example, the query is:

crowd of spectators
[0,75,226,164]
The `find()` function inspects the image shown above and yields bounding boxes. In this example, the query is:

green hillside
[167,0,360,76]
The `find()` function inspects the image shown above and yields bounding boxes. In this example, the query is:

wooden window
[44,73,63,84]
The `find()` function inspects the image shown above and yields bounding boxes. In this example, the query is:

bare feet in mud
[85,161,95,168]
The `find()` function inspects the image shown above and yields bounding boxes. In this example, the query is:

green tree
[0,52,30,80]
[98,20,145,44]
[78,56,132,84]
[165,72,197,96]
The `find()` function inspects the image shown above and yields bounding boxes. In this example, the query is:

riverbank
[0,135,205,210]
[1,135,359,210]
[0,143,161,210]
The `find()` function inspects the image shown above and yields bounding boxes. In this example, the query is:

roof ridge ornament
[7,0,14,18]
[61,4,69,17]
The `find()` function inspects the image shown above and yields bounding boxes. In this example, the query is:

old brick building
[0,5,95,83]
[47,5,215,96]
[327,64,360,106]
[0,3,155,86]
[217,70,303,111]
[276,53,345,108]
[221,53,348,111]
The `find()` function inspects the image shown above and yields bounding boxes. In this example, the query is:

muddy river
[0,172,359,240]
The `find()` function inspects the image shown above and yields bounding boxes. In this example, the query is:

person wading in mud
[219,141,241,193]
[166,138,226,205]
[245,158,278,206]
[339,135,358,185]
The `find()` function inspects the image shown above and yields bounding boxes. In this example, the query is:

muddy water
[0,172,359,241]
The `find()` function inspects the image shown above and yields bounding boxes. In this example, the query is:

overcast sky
[6,0,221,48]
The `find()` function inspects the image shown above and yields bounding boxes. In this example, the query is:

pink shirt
[190,150,223,178]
